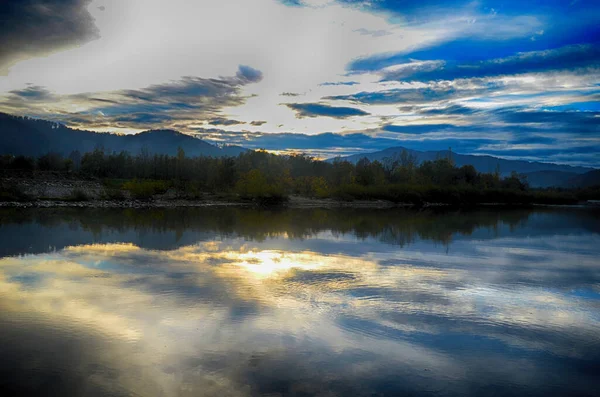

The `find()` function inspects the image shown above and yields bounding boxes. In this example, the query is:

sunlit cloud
[0,0,598,164]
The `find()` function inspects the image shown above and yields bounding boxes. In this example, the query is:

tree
[37,152,64,171]
[12,155,35,171]
[236,169,269,197]
[457,165,478,185]
[68,150,82,170]
[177,146,185,161]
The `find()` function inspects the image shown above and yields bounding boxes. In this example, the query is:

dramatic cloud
[498,109,600,127]
[325,86,476,105]
[0,0,598,165]
[0,65,263,132]
[286,103,370,119]
[0,0,99,74]
[380,44,600,82]
[8,85,55,101]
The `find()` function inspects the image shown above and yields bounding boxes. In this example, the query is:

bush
[174,181,205,200]
[122,180,169,200]
[236,169,288,204]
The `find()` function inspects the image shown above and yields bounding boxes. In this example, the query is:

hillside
[522,171,579,188]
[332,146,594,182]
[0,113,246,158]
[563,170,600,188]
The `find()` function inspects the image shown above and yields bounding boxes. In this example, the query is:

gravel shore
[0,196,406,209]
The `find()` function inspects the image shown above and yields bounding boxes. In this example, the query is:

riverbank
[1,175,596,209]
[2,196,599,210]
[0,196,409,209]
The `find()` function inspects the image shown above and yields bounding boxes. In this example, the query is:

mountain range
[0,112,598,188]
[330,147,599,188]
[0,113,245,158]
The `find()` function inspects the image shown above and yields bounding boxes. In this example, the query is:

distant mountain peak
[0,112,247,158]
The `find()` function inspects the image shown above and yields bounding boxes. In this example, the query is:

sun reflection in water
[235,250,322,277]
[0,208,599,397]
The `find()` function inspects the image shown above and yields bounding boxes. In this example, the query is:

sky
[0,0,599,165]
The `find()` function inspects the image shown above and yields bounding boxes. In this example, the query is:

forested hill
[332,147,594,177]
[1,112,597,188]
[0,113,246,158]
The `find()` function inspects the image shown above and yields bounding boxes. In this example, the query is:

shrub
[236,169,288,205]
[174,181,205,200]
[122,180,169,200]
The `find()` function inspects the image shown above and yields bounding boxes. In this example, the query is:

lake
[0,207,599,396]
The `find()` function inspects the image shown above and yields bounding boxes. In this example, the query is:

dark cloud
[285,103,369,118]
[111,113,173,124]
[121,76,243,104]
[280,92,301,97]
[0,65,264,131]
[0,0,99,74]
[0,84,57,110]
[208,118,246,126]
[498,109,600,127]
[510,135,557,146]
[325,86,485,105]
[8,85,55,101]
[419,104,480,116]
[70,66,262,130]
[319,81,360,86]
[250,120,267,126]
[90,65,262,122]
[382,124,465,134]
[381,44,600,82]
[235,65,263,83]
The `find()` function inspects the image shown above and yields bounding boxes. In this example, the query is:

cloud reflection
[0,208,599,396]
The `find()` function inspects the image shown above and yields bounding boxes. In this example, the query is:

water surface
[0,207,599,396]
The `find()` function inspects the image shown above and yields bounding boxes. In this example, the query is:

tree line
[0,148,595,205]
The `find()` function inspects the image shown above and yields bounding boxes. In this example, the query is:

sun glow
[235,250,322,277]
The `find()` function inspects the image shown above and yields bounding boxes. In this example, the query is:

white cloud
[0,0,540,134]
[2,0,593,152]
